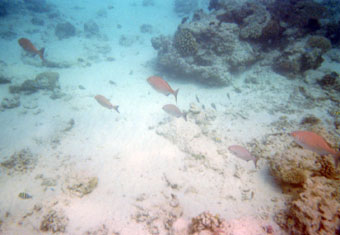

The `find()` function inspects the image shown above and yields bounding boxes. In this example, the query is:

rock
[0,149,37,175]
[140,24,153,34]
[119,35,138,47]
[63,173,98,197]
[35,71,60,90]
[84,20,100,37]
[1,96,20,109]
[307,36,332,54]
[40,210,68,233]
[0,75,11,84]
[31,17,44,26]
[55,22,76,40]
[272,42,324,78]
[24,0,51,13]
[281,177,340,235]
[151,10,259,86]
[9,71,60,94]
[0,30,17,40]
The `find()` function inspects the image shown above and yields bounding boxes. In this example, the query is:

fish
[18,38,45,61]
[195,95,200,103]
[18,192,32,199]
[162,104,187,121]
[95,95,119,113]
[228,145,257,167]
[291,130,340,168]
[211,103,216,110]
[147,76,179,103]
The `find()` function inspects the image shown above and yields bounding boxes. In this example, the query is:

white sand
[0,0,339,234]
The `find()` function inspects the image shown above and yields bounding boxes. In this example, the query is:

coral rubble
[0,149,37,175]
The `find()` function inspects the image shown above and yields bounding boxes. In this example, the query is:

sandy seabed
[0,1,339,234]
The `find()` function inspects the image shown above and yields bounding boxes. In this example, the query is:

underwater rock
[0,149,37,175]
[273,42,324,78]
[0,30,17,40]
[1,96,20,109]
[119,35,139,47]
[84,20,100,37]
[140,24,153,34]
[151,11,258,86]
[279,176,340,235]
[238,3,271,41]
[0,75,11,84]
[63,173,98,198]
[190,211,225,234]
[24,0,51,13]
[174,0,198,17]
[307,36,332,54]
[9,71,60,94]
[327,49,340,63]
[31,17,44,26]
[317,72,340,92]
[40,210,68,233]
[55,22,76,40]
[267,0,326,33]
[269,151,311,186]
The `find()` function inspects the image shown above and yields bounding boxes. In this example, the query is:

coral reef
[272,42,324,77]
[317,72,340,92]
[55,22,76,40]
[173,28,198,57]
[84,20,100,37]
[280,177,340,235]
[306,36,332,54]
[151,10,258,85]
[0,149,37,175]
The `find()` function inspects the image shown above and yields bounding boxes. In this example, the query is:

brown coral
[285,177,340,235]
[307,36,332,54]
[190,211,224,234]
[269,152,312,186]
[317,156,339,180]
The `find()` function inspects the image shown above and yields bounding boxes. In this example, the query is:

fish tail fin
[114,105,120,113]
[183,112,187,121]
[174,89,179,103]
[39,48,45,60]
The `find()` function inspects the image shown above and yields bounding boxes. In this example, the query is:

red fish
[18,38,45,61]
[95,95,119,113]
[228,145,257,167]
[291,130,340,168]
[147,76,179,103]
[162,104,187,121]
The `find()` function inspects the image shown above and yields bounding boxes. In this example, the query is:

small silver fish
[228,145,257,167]
[162,104,187,121]
[95,95,119,113]
[195,95,200,103]
[211,103,216,110]
[18,192,32,199]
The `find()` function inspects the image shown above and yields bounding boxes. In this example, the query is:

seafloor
[0,0,339,234]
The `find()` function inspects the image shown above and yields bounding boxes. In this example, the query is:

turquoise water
[0,0,339,234]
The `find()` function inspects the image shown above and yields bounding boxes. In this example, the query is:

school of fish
[17,39,339,170]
